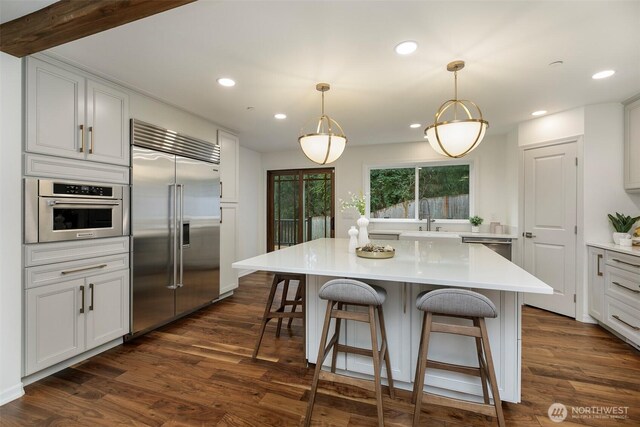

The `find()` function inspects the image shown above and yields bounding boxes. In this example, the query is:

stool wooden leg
[473,318,490,404]
[252,275,280,359]
[412,312,432,427]
[479,318,506,427]
[276,279,290,337]
[368,305,384,427]
[304,300,334,427]
[287,281,303,328]
[330,303,344,373]
[377,306,395,399]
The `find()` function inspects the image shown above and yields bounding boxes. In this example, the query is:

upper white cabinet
[218,130,239,203]
[26,57,130,167]
[624,97,640,192]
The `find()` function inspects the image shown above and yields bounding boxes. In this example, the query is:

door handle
[79,124,85,153]
[524,232,536,238]
[89,126,94,154]
[172,183,178,290]
[179,184,184,287]
[596,254,603,276]
[80,285,85,314]
[89,283,94,310]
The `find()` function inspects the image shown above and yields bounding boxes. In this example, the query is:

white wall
[518,107,585,146]
[0,52,25,404]
[260,135,514,248]
[237,146,262,275]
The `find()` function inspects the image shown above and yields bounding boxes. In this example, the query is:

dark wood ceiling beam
[0,0,197,58]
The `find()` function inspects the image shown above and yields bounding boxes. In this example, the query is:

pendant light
[298,83,347,165]
[424,61,488,158]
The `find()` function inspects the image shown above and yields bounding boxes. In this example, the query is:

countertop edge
[586,242,640,256]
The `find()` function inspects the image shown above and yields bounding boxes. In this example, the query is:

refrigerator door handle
[167,183,179,290]
[178,184,184,288]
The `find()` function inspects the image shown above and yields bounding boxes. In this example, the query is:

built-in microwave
[24,179,128,244]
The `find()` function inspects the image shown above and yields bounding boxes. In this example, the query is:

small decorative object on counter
[489,221,500,233]
[608,212,640,244]
[469,215,484,233]
[348,226,359,254]
[633,226,640,246]
[356,243,395,259]
[339,191,370,246]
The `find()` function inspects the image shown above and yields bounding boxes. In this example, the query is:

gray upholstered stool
[304,279,394,427]
[412,289,505,427]
[252,273,305,359]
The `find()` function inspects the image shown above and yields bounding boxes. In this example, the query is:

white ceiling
[0,0,57,24]
[6,1,640,152]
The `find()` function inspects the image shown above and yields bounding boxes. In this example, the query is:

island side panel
[306,275,521,403]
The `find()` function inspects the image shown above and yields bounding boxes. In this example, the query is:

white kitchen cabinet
[24,262,130,376]
[26,57,130,167]
[25,278,86,375]
[218,130,239,203]
[85,270,130,349]
[344,281,412,382]
[587,247,605,321]
[624,97,640,192]
[220,204,238,294]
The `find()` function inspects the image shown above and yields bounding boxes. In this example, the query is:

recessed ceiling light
[274,113,287,120]
[395,41,418,55]
[410,123,421,128]
[592,70,615,80]
[217,77,236,87]
[531,110,547,116]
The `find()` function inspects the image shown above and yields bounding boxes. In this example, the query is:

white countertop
[586,242,640,256]
[233,238,552,294]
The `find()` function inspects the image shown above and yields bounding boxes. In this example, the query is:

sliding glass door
[267,168,334,252]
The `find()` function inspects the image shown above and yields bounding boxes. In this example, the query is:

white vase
[471,226,480,233]
[348,226,359,253]
[357,215,370,246]
[613,232,629,245]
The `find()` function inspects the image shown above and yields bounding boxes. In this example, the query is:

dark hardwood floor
[1,271,639,426]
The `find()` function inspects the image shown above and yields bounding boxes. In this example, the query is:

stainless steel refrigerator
[130,120,220,336]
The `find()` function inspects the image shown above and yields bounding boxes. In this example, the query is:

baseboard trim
[0,382,25,406]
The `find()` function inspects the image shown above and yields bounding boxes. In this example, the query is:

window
[368,163,471,221]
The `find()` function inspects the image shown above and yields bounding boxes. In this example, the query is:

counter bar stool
[412,289,505,427]
[304,279,394,427]
[252,273,305,359]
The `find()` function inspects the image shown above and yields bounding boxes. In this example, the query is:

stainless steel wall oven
[25,179,128,243]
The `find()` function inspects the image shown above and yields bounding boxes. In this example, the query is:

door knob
[524,232,536,238]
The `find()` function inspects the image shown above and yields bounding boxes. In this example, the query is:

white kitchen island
[232,238,552,403]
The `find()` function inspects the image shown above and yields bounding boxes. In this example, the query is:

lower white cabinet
[587,246,605,321]
[220,204,238,294]
[25,268,129,375]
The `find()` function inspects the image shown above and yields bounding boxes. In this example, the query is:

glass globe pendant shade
[424,61,489,158]
[298,83,347,165]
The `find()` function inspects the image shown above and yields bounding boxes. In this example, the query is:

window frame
[364,159,475,223]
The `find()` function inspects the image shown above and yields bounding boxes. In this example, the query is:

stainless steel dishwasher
[461,236,512,260]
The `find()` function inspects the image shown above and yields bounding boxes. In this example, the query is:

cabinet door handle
[220,181,223,198]
[612,314,640,331]
[612,258,640,269]
[80,285,85,314]
[79,124,85,153]
[89,283,94,311]
[611,281,640,294]
[89,126,94,154]
[597,254,603,276]
[61,264,107,275]
[220,207,223,224]
[403,283,407,314]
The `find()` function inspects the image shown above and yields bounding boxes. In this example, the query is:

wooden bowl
[356,248,395,259]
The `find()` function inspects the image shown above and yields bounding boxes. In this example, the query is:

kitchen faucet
[419,212,436,231]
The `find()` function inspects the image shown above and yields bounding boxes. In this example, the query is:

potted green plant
[469,216,483,233]
[608,212,640,244]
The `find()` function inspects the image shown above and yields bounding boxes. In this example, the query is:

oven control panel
[53,183,113,197]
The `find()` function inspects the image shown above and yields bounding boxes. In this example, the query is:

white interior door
[523,142,577,317]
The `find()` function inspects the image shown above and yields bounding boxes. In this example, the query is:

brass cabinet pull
[597,254,603,276]
[80,285,85,314]
[612,314,640,331]
[611,281,640,294]
[61,264,107,275]
[612,258,640,269]
[79,124,85,153]
[89,283,94,311]
[89,126,94,154]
